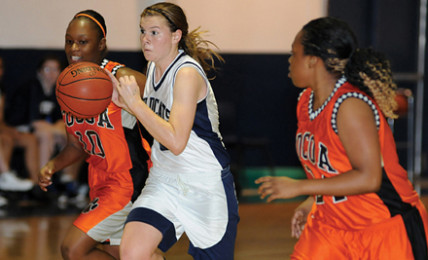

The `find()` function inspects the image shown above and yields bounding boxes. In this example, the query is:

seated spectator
[0,132,33,191]
[5,54,85,204]
[0,55,35,206]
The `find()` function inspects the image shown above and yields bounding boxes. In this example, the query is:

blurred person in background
[0,55,36,206]
[5,54,86,205]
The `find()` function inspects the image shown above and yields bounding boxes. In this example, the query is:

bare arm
[38,131,87,191]
[256,98,382,200]
[53,131,87,169]
[115,67,147,97]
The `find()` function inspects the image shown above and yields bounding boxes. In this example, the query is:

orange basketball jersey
[64,103,132,172]
[68,60,151,241]
[63,60,150,199]
[101,60,152,169]
[295,79,427,257]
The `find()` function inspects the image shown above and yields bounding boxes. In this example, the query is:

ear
[172,29,182,44]
[308,56,317,68]
[99,38,107,52]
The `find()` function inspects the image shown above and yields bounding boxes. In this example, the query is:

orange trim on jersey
[104,60,152,169]
[103,60,123,74]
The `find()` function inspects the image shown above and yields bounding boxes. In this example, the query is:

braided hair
[301,17,398,118]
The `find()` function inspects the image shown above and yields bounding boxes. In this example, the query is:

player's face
[38,60,61,87]
[288,30,313,88]
[65,19,105,65]
[140,15,180,63]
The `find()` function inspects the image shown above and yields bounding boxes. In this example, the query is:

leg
[72,167,134,259]
[61,225,116,260]
[99,244,120,260]
[34,127,56,167]
[188,168,240,260]
[120,221,164,260]
[0,132,33,192]
[0,127,15,165]
[0,133,13,172]
[14,132,39,183]
[53,130,83,189]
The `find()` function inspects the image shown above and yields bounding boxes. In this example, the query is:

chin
[145,56,157,63]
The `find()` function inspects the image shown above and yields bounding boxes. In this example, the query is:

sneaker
[0,195,7,207]
[0,171,34,191]
[57,194,68,209]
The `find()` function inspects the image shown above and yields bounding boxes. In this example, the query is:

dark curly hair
[301,17,398,118]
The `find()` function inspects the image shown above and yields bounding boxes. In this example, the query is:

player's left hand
[255,176,301,202]
[105,70,138,115]
[117,75,142,113]
[105,70,127,108]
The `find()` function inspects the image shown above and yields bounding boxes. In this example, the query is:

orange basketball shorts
[73,166,134,245]
[291,214,414,260]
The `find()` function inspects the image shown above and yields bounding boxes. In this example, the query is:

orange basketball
[56,61,113,118]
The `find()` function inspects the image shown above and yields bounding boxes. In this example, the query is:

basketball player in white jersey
[108,2,239,260]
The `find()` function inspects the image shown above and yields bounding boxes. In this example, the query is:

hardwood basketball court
[1,196,427,260]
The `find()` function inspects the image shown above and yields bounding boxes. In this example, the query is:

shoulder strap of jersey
[100,59,125,76]
[331,87,381,134]
[101,58,152,168]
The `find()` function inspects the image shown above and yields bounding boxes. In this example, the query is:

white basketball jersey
[143,51,230,174]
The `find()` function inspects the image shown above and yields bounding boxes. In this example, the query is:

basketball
[56,61,113,118]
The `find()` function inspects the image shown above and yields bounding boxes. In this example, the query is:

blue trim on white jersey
[126,207,177,252]
[144,51,229,172]
[193,99,230,169]
[152,52,186,91]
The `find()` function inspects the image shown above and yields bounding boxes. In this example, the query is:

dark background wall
[328,0,425,173]
[0,0,426,173]
[0,49,302,168]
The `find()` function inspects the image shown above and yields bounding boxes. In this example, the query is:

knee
[120,244,137,260]
[60,242,82,260]
[21,133,38,148]
[120,245,161,260]
[60,243,72,260]
[36,130,55,143]
[3,135,13,147]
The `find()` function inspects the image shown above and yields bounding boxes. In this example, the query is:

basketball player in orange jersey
[256,17,428,259]
[38,10,151,260]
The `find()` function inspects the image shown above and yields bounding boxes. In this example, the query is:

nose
[140,33,149,44]
[71,42,79,52]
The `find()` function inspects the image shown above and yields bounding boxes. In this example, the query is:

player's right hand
[38,161,55,192]
[291,205,310,239]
